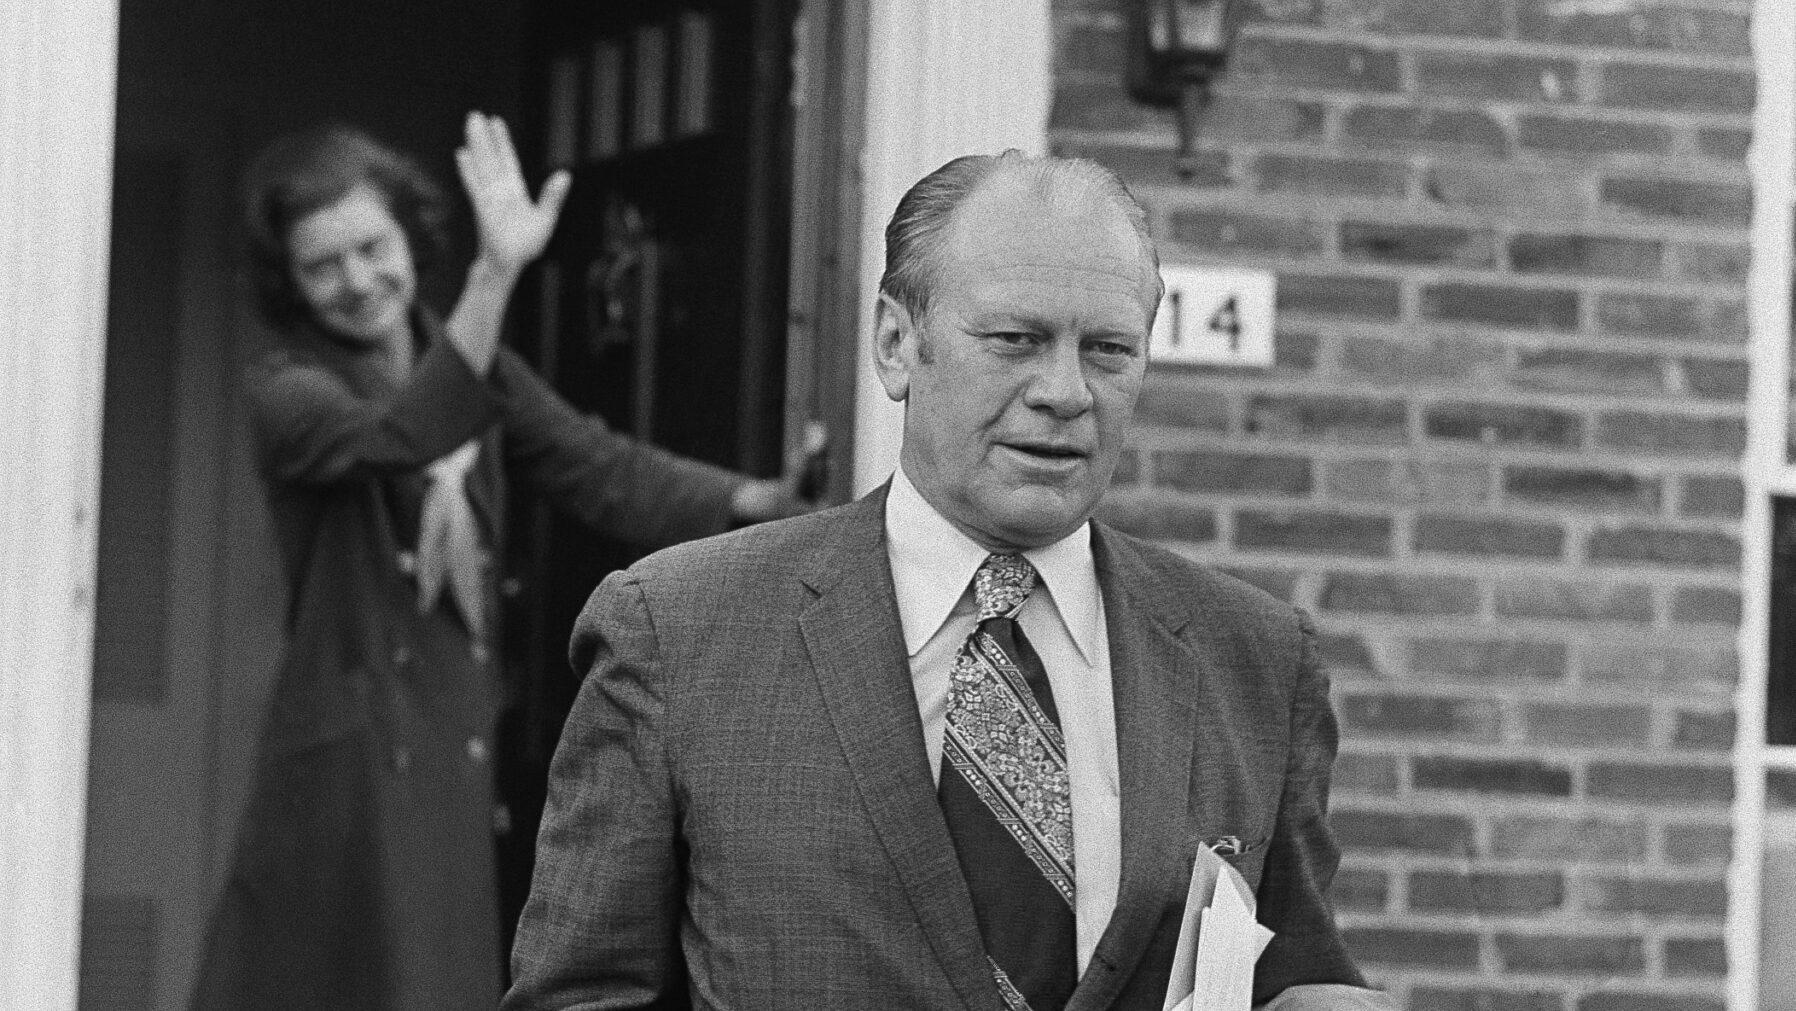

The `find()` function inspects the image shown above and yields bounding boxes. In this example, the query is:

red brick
[1411,52,1577,102]
[1672,710,1734,750]
[1414,514,1565,559]
[1414,757,1572,796]
[1510,349,1664,396]
[1425,164,1592,218]
[1425,402,1583,450]
[1508,233,1663,279]
[1334,752,1401,794]
[1339,335,1505,386]
[1583,875,1727,918]
[1050,82,1171,134]
[1339,693,1501,741]
[1343,927,1480,969]
[1586,525,1739,569]
[1321,572,1479,615]
[1230,37,1403,93]
[1669,586,1740,625]
[1168,210,1323,257]
[1330,867,1390,913]
[1663,822,1731,867]
[1220,566,1297,602]
[1679,475,1743,518]
[1596,292,1746,343]
[1697,127,1750,162]
[1299,0,1507,38]
[1521,702,1651,747]
[1491,817,1648,863]
[1189,89,1330,143]
[1055,19,1123,73]
[1496,933,1644,974]
[1502,465,1661,513]
[1595,412,1745,458]
[1271,329,1320,373]
[1093,494,1217,543]
[1582,641,1737,695]
[1154,449,1312,496]
[1256,153,1410,198]
[1601,176,1752,226]
[1493,578,1654,622]
[1344,106,1509,154]
[1325,459,1491,506]
[1517,114,1672,156]
[1236,509,1392,555]
[1056,140,1235,189]
[1600,63,1754,115]
[1112,449,1141,486]
[1247,393,1408,442]
[1134,383,1230,432]
[1316,631,1377,673]
[1674,242,1750,283]
[1587,762,1733,805]
[1410,988,1562,1011]
[1515,2,1750,57]
[1331,809,1475,855]
[1664,935,1727,976]
[1412,638,1568,682]
[1681,357,1748,401]
[1577,994,1723,1011]
[1276,273,1403,320]
[1339,220,1494,267]
[1409,869,1564,914]
[1422,282,1580,332]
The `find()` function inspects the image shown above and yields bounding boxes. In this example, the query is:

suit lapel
[1070,527,1200,1011]
[796,489,994,1011]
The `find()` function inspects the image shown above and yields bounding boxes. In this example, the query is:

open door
[496,0,801,941]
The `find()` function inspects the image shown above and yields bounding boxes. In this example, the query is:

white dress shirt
[883,467,1122,975]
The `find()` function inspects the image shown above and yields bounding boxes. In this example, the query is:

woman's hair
[240,123,450,326]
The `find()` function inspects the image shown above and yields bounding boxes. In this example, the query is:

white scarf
[415,439,487,641]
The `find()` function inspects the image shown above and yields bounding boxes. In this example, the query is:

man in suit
[505,152,1390,1010]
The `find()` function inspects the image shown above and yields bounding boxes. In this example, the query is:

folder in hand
[1162,845,1275,1011]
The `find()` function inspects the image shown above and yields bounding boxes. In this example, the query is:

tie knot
[974,553,1037,622]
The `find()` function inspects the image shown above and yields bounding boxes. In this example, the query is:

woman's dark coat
[191,313,743,1010]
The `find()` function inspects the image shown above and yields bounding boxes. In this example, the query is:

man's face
[285,183,417,348]
[875,179,1155,552]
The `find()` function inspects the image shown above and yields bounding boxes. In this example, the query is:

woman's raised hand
[455,111,572,272]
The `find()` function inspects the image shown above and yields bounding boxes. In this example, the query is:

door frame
[0,3,120,1009]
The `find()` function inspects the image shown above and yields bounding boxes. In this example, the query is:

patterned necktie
[939,553,1077,1011]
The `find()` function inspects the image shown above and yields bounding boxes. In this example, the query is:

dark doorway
[495,0,800,946]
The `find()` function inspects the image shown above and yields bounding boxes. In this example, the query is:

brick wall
[1053,1,1751,1006]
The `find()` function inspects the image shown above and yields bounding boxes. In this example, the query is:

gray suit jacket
[505,489,1383,1010]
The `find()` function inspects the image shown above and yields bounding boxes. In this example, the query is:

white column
[851,0,1053,494]
[0,1,121,1008]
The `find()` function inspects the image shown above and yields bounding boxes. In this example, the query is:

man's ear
[871,293,916,403]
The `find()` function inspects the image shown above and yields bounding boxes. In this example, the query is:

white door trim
[849,0,1054,494]
[0,2,121,1008]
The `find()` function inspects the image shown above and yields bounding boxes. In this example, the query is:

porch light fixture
[1126,0,1238,178]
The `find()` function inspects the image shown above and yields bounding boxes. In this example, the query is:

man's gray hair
[878,150,1164,324]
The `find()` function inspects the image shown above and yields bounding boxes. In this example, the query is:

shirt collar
[884,466,1103,665]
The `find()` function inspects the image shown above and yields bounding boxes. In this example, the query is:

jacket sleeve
[248,341,503,484]
[1252,609,1389,1007]
[504,570,686,1011]
[491,349,745,548]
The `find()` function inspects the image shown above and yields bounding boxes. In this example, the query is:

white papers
[1163,846,1275,1011]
